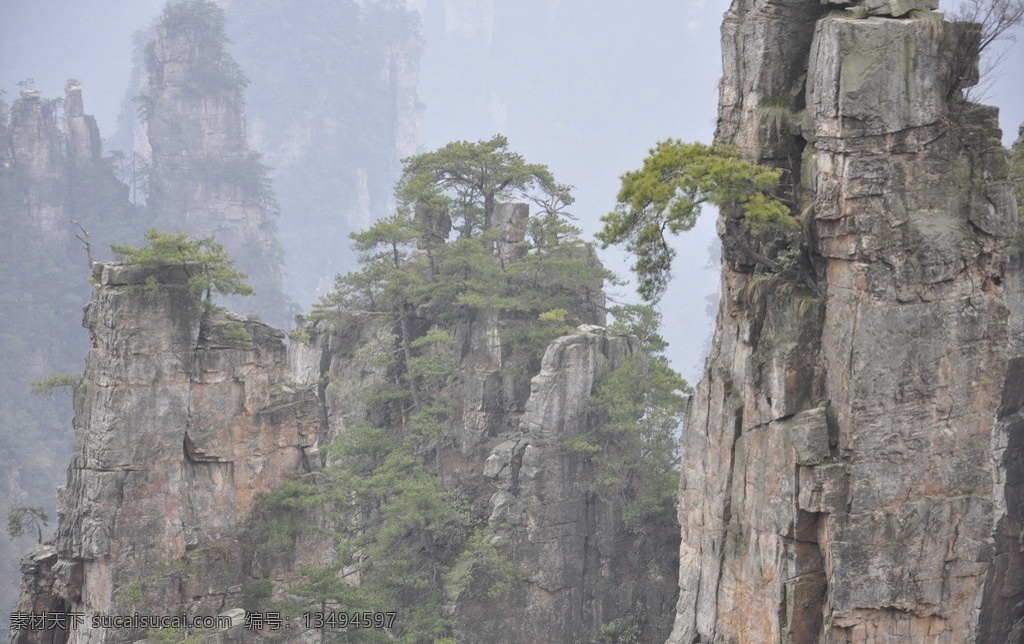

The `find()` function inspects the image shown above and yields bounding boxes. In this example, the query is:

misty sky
[2,0,1021,382]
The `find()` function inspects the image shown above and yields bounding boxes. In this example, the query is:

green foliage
[444,528,517,601]
[252,423,477,642]
[255,137,680,640]
[315,138,607,428]
[250,477,321,571]
[589,616,643,644]
[568,305,690,533]
[219,321,252,343]
[0,85,148,641]
[606,304,669,353]
[242,578,273,613]
[591,620,641,643]
[112,229,253,304]
[597,140,795,301]
[6,505,48,543]
[116,579,146,611]
[287,329,312,345]
[396,134,564,237]
[29,373,79,398]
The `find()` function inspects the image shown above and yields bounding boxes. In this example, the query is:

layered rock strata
[8,263,320,644]
[10,206,678,643]
[7,89,68,237]
[63,81,102,168]
[669,3,1021,643]
[303,205,676,642]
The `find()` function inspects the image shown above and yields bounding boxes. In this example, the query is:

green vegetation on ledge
[247,137,688,642]
[112,229,253,306]
[597,140,797,301]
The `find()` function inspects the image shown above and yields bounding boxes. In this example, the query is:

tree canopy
[596,140,795,301]
[6,505,48,544]
[396,134,571,238]
[112,228,253,303]
[262,137,687,640]
[146,0,249,95]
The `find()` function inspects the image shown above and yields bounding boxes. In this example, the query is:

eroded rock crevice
[670,2,1021,642]
[8,263,321,644]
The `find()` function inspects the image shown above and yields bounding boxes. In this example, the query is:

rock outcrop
[63,81,102,169]
[476,327,678,643]
[7,89,68,238]
[9,205,678,643]
[302,205,676,643]
[0,83,142,642]
[8,263,321,644]
[143,2,288,325]
[669,2,1021,643]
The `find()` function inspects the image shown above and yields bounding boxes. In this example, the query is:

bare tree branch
[73,219,93,268]
[945,0,1024,102]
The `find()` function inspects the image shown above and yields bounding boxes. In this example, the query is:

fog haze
[2,0,1021,383]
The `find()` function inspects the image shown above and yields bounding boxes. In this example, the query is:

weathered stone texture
[145,13,287,326]
[63,81,102,167]
[806,16,948,139]
[717,0,827,157]
[670,3,1021,643]
[471,326,677,643]
[8,264,320,644]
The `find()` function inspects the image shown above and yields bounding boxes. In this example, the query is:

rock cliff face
[8,263,321,644]
[7,89,69,238]
[0,83,141,642]
[63,82,102,169]
[143,4,288,325]
[302,205,677,643]
[9,208,678,643]
[476,327,678,643]
[669,2,1021,643]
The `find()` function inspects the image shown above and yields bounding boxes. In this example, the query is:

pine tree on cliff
[396,134,572,237]
[253,137,686,642]
[597,140,797,301]
[112,228,253,307]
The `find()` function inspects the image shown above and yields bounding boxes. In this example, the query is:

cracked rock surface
[8,264,321,644]
[669,2,1022,642]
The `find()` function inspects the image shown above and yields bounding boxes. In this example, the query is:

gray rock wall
[670,4,1021,643]
[6,212,676,643]
[63,82,101,168]
[8,264,321,644]
[466,326,677,643]
[7,90,67,238]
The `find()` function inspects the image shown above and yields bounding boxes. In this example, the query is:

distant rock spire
[143,0,288,325]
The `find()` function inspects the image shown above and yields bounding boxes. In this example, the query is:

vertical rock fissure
[670,2,1020,642]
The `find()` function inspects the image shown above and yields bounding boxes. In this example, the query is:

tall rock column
[669,3,1021,642]
[8,264,321,644]
[7,90,68,238]
[143,1,288,325]
[63,81,101,168]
